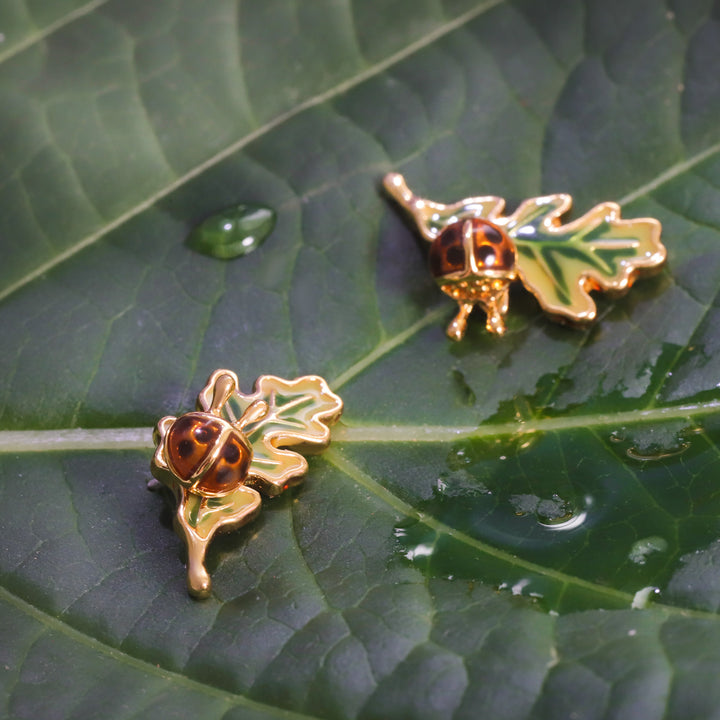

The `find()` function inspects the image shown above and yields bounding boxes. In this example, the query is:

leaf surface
[3,1,720,719]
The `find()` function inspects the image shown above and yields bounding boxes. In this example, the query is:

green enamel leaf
[506,195,665,321]
[180,485,261,538]
[221,375,343,495]
[2,1,720,718]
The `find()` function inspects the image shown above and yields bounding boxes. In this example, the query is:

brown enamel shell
[429,218,515,278]
[165,412,252,496]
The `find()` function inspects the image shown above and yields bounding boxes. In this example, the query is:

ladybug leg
[447,302,475,341]
[482,283,510,336]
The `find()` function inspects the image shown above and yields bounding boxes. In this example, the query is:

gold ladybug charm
[151,369,343,598]
[155,371,268,497]
[384,173,666,340]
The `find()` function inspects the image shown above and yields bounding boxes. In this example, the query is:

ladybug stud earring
[151,369,343,598]
[383,173,666,340]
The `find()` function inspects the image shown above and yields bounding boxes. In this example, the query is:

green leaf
[3,1,720,718]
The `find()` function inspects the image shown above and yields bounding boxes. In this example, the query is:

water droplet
[434,470,492,498]
[631,586,660,609]
[446,445,473,469]
[626,443,689,461]
[393,521,437,569]
[509,493,588,530]
[511,578,530,595]
[187,204,276,259]
[497,578,542,601]
[628,536,668,565]
[404,543,434,561]
[538,507,588,532]
[612,420,699,462]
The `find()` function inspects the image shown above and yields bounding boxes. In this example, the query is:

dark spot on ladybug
[223,442,241,464]
[483,225,503,244]
[177,439,194,458]
[194,425,212,443]
[446,244,465,267]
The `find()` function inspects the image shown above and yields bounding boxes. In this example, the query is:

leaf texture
[2,1,720,719]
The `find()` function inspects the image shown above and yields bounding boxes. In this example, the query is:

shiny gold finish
[384,173,666,340]
[152,369,343,598]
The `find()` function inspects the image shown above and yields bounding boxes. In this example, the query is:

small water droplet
[187,204,276,259]
[434,470,491,498]
[393,521,437,569]
[447,445,473,469]
[509,493,588,530]
[405,543,434,561]
[631,586,660,609]
[613,420,697,462]
[511,578,530,595]
[628,536,668,565]
[626,441,690,461]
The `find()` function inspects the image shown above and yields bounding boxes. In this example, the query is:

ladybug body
[428,218,516,338]
[165,412,252,496]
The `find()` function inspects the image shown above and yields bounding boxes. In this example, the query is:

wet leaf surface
[2,1,720,718]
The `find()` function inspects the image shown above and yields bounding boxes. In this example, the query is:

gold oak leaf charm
[151,369,343,598]
[384,173,667,340]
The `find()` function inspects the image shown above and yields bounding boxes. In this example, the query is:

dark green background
[2,0,720,718]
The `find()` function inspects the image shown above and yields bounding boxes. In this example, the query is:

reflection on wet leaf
[666,540,720,612]
[434,469,490,498]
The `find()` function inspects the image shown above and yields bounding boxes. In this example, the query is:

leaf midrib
[1,398,718,452]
